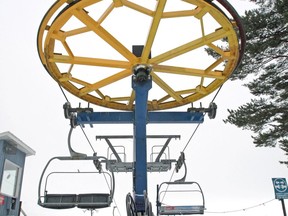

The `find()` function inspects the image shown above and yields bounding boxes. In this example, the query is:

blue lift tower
[37,0,245,215]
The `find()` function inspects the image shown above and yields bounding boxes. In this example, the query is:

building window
[0,160,22,197]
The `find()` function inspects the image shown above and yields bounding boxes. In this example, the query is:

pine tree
[224,0,288,165]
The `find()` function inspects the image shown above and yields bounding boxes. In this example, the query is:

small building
[0,131,35,216]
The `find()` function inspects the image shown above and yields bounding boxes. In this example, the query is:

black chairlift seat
[42,193,112,209]
[78,193,112,209]
[157,181,205,215]
[159,205,204,215]
[38,156,115,210]
[43,194,76,209]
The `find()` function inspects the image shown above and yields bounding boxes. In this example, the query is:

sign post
[272,178,288,216]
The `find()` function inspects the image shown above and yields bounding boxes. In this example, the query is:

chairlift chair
[38,155,115,210]
[157,181,205,215]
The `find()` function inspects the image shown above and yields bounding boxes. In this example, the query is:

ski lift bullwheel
[38,0,244,111]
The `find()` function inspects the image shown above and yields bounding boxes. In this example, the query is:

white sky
[0,0,287,216]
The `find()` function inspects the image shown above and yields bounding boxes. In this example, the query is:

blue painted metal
[73,77,205,214]
[76,112,204,125]
[76,112,133,124]
[132,76,152,212]
[148,111,204,123]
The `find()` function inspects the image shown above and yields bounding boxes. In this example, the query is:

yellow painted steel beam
[122,0,154,16]
[149,28,230,64]
[72,9,138,63]
[51,31,65,41]
[194,6,210,19]
[158,94,172,103]
[61,41,74,57]
[38,0,240,111]
[98,3,115,24]
[95,89,105,99]
[204,57,225,73]
[151,72,183,102]
[153,65,225,79]
[207,43,227,58]
[72,0,103,9]
[63,27,91,37]
[38,0,67,64]
[70,77,91,87]
[113,0,124,7]
[109,96,131,102]
[182,0,206,7]
[176,88,197,95]
[162,7,202,18]
[158,87,200,103]
[49,55,131,68]
[141,0,167,63]
[79,69,131,96]
[127,90,135,109]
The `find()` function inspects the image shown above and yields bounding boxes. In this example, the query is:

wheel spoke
[149,28,229,64]
[151,72,182,102]
[141,0,167,63]
[122,0,153,16]
[73,9,138,62]
[70,77,90,87]
[63,26,90,37]
[98,2,115,24]
[95,89,104,99]
[127,90,135,109]
[153,65,225,79]
[79,69,131,96]
[110,96,131,102]
[49,55,131,68]
[205,57,225,73]
[61,41,74,57]
[162,7,203,18]
[207,43,233,60]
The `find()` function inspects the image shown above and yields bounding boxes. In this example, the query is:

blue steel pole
[132,74,152,212]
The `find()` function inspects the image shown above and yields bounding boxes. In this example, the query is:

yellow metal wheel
[38,0,244,111]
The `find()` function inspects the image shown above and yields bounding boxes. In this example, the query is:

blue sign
[272,178,288,199]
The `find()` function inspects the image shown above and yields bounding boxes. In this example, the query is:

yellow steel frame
[38,0,240,111]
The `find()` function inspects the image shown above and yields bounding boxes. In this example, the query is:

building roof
[0,131,36,156]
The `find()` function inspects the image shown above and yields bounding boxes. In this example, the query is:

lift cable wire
[59,81,224,215]
[160,168,176,203]
[211,84,223,103]
[205,198,276,214]
[79,125,96,153]
[161,85,223,205]
[58,84,96,153]
[182,122,203,153]
[79,125,122,216]
[182,84,223,153]
[59,84,69,103]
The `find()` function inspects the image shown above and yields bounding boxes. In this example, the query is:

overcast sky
[0,0,287,216]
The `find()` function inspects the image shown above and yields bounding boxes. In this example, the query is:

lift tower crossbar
[66,69,205,213]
